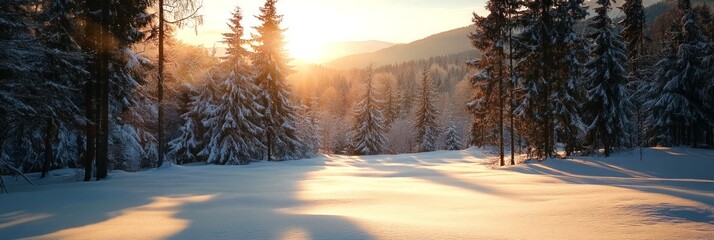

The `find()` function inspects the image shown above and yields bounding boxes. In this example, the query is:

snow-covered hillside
[1,148,713,239]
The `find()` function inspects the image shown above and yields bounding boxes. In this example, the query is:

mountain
[326,26,473,69]
[318,40,396,63]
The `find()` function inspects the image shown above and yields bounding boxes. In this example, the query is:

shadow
[505,148,714,206]
[0,157,375,240]
[334,150,523,200]
[630,204,714,224]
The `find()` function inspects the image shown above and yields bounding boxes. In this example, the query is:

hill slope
[327,26,473,69]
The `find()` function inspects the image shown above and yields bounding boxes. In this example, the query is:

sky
[175,0,488,62]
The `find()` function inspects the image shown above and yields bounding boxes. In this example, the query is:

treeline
[468,0,714,165]
[0,0,156,179]
[290,52,475,154]
[0,0,313,181]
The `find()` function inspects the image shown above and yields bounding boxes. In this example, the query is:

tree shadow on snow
[341,152,524,200]
[504,148,714,208]
[0,158,375,240]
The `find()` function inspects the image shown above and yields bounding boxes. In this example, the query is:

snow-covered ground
[1,147,713,239]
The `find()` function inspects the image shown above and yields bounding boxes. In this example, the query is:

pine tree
[620,0,646,148]
[350,67,388,155]
[468,0,508,164]
[552,0,588,156]
[620,0,645,75]
[252,0,302,160]
[202,70,264,164]
[200,8,264,164]
[414,68,440,152]
[443,124,463,151]
[583,0,632,156]
[513,0,587,158]
[298,95,322,156]
[168,85,202,164]
[643,0,712,146]
[383,77,399,127]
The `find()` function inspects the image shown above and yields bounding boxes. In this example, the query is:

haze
[175,0,487,63]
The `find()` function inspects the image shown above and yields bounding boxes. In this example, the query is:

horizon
[175,0,487,63]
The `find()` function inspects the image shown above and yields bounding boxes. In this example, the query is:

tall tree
[620,0,645,148]
[252,0,302,160]
[382,76,399,127]
[414,68,440,152]
[513,0,586,158]
[552,0,588,156]
[468,2,508,164]
[82,0,152,179]
[643,0,712,146]
[156,0,202,168]
[583,0,631,156]
[350,67,388,155]
[168,85,202,164]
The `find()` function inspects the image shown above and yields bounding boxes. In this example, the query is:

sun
[285,37,325,63]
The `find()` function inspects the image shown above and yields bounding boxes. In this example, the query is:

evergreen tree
[252,0,302,160]
[1,0,86,175]
[168,85,202,164]
[583,0,632,156]
[298,95,322,156]
[620,0,646,148]
[552,0,588,156]
[383,77,399,127]
[414,68,440,152]
[201,8,264,164]
[202,70,264,164]
[643,0,712,146]
[620,0,645,75]
[468,0,508,164]
[513,0,556,159]
[443,124,464,151]
[350,67,388,155]
[513,0,587,158]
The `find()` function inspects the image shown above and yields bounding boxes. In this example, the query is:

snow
[1,147,713,239]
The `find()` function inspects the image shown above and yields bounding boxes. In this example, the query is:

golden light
[285,38,325,63]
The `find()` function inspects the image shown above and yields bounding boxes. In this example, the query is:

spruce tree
[168,85,203,164]
[552,0,588,156]
[298,96,322,156]
[467,2,508,163]
[252,0,302,160]
[620,0,645,148]
[383,77,399,127]
[444,124,463,151]
[513,0,587,158]
[201,8,264,164]
[350,67,388,155]
[620,0,645,75]
[414,68,440,152]
[202,70,264,164]
[583,0,632,156]
[644,0,711,146]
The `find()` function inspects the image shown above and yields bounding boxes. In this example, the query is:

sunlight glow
[175,0,487,63]
[285,39,325,63]
[28,195,215,240]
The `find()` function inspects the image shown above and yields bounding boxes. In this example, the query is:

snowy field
[1,147,713,240]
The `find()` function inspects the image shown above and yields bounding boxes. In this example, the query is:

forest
[1,0,713,182]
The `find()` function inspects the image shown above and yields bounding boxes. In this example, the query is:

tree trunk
[84,70,95,182]
[541,0,553,159]
[499,54,505,167]
[157,0,165,168]
[41,120,56,178]
[95,0,109,180]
